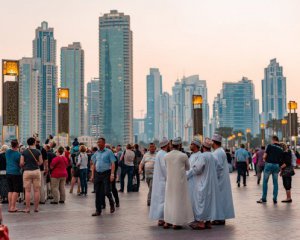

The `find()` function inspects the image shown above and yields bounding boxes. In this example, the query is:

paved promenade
[4,171,300,240]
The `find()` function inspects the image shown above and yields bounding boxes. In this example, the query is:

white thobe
[164,150,194,225]
[149,149,167,220]
[187,152,224,221]
[213,147,235,220]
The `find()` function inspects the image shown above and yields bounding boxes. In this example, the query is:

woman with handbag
[50,146,68,204]
[20,137,43,213]
[280,143,294,203]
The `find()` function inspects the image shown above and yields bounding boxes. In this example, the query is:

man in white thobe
[212,134,235,225]
[187,138,224,230]
[164,137,194,230]
[149,137,169,226]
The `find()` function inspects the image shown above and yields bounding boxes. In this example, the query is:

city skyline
[1,0,299,118]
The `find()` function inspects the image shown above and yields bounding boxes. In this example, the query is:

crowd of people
[0,132,297,233]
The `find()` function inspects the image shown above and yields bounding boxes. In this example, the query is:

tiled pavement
[4,170,300,240]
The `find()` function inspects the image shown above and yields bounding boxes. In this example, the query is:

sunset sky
[1,0,300,118]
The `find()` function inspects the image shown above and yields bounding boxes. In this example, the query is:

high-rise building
[99,10,133,145]
[87,78,100,137]
[171,75,210,142]
[19,57,41,144]
[213,77,259,135]
[33,21,57,141]
[262,58,287,123]
[61,42,84,138]
[146,68,162,141]
[159,92,173,140]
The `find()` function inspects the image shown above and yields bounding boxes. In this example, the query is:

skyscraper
[159,92,173,140]
[262,58,287,123]
[87,78,100,137]
[99,10,133,145]
[146,68,162,141]
[61,42,84,138]
[171,75,210,142]
[33,21,57,141]
[19,57,41,144]
[213,77,259,135]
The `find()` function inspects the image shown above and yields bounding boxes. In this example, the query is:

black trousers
[237,162,247,185]
[94,170,114,213]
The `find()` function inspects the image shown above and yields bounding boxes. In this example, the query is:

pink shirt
[50,156,68,178]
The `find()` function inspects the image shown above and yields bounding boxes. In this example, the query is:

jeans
[133,167,140,191]
[236,162,247,185]
[146,177,153,204]
[79,169,88,195]
[94,170,114,213]
[262,162,280,201]
[120,165,134,192]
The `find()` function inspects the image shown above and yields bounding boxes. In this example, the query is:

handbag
[0,224,9,240]
[282,165,295,177]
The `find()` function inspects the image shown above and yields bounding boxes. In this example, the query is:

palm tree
[216,127,233,148]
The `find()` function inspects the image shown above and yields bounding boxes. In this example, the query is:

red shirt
[64,151,71,166]
[50,156,68,178]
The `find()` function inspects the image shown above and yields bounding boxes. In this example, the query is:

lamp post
[288,101,298,148]
[260,123,265,147]
[192,95,203,142]
[281,119,288,143]
[246,128,251,149]
[238,132,242,147]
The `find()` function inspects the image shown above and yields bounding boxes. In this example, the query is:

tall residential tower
[99,10,133,145]
[146,68,162,141]
[33,21,57,141]
[262,58,287,123]
[61,42,84,138]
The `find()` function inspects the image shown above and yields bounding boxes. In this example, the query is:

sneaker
[257,199,267,204]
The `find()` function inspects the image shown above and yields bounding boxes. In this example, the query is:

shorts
[7,174,23,193]
[282,176,292,190]
[23,169,41,190]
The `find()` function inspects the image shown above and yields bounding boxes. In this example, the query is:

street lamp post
[288,101,298,148]
[192,95,203,142]
[246,128,251,149]
[281,119,288,143]
[238,132,242,147]
[260,124,265,147]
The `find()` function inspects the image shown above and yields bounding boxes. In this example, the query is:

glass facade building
[213,77,259,135]
[262,58,287,123]
[87,78,100,137]
[146,68,162,141]
[33,21,57,141]
[19,58,41,144]
[61,42,84,138]
[99,10,133,145]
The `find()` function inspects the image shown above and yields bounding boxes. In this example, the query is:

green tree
[216,127,233,148]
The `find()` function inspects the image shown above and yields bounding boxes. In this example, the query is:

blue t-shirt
[92,148,116,173]
[6,149,22,175]
[235,148,249,162]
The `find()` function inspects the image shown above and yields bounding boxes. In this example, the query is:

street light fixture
[260,123,265,147]
[281,119,288,143]
[246,128,251,149]
[192,95,203,142]
[288,101,298,148]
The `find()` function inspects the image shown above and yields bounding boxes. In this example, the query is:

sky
[1,0,300,118]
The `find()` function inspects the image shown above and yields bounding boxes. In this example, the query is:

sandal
[8,209,18,213]
[34,209,39,213]
[158,220,165,226]
[163,223,172,229]
[23,209,30,214]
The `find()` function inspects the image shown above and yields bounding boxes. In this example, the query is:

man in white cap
[212,134,235,225]
[149,137,169,226]
[164,137,193,230]
[187,138,224,230]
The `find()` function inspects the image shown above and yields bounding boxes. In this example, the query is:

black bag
[282,166,295,177]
